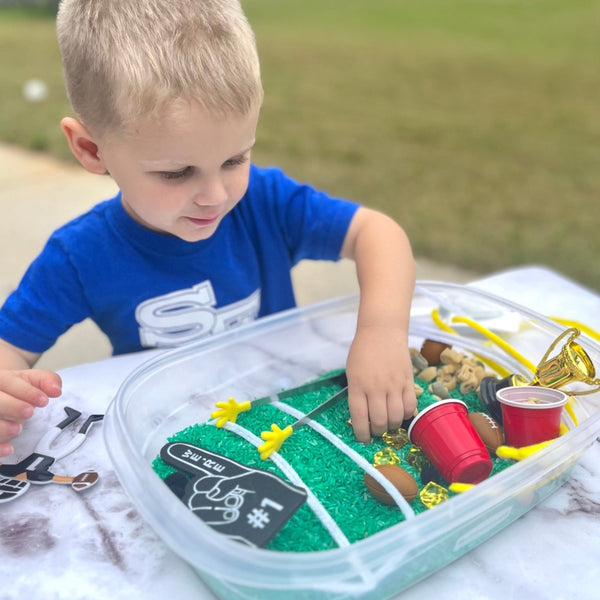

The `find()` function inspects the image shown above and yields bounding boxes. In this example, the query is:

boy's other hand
[0,369,62,457]
[346,325,416,444]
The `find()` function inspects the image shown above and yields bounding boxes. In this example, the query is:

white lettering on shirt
[135,281,260,347]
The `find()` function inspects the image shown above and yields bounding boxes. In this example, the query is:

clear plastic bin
[105,282,600,599]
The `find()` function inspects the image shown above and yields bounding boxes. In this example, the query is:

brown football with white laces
[468,412,504,453]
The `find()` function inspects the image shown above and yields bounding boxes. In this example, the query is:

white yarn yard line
[271,401,416,520]
[207,419,351,548]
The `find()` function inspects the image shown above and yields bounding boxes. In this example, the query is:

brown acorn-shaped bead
[420,339,452,366]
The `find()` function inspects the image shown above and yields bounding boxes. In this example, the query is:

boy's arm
[340,207,417,443]
[0,339,62,457]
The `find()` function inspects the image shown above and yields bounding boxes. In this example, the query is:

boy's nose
[192,175,228,206]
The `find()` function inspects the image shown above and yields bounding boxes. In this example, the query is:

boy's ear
[60,117,108,175]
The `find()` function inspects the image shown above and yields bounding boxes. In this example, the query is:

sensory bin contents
[153,345,514,552]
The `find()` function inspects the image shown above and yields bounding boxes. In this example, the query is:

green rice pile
[153,369,513,552]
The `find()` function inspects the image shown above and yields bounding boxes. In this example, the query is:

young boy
[0,0,416,456]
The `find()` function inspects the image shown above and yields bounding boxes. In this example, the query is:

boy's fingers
[0,371,60,446]
[0,419,22,444]
[0,392,36,422]
[350,383,417,443]
[20,370,62,398]
[0,441,14,458]
[367,393,389,438]
[386,390,406,431]
[0,371,54,411]
[401,384,418,420]
[348,388,371,444]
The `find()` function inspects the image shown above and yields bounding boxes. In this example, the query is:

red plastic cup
[408,400,493,484]
[496,385,568,448]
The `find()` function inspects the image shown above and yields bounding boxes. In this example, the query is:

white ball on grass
[22,79,49,103]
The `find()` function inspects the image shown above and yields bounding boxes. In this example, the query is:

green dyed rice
[153,368,513,552]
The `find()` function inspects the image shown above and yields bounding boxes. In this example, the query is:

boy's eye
[158,166,194,180]
[155,154,249,179]
[223,155,249,169]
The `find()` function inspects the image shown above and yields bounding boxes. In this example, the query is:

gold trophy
[532,328,600,395]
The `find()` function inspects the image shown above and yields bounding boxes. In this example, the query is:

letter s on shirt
[135,281,260,347]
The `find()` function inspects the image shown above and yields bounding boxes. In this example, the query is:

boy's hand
[0,369,62,457]
[346,324,416,443]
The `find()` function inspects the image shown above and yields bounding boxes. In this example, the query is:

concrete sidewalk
[0,143,480,371]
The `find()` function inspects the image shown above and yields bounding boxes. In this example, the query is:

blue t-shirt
[0,165,359,355]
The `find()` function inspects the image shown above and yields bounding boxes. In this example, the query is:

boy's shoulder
[246,164,318,203]
[43,195,124,261]
[247,163,286,190]
[52,195,119,238]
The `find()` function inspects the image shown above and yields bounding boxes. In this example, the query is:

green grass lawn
[2,0,600,289]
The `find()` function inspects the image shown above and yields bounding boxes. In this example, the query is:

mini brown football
[364,464,419,504]
[468,412,504,453]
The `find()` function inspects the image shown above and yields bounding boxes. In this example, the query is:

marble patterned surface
[1,266,599,600]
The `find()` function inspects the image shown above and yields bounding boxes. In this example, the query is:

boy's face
[96,100,260,242]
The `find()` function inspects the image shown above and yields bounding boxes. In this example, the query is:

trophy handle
[537,328,578,367]
[536,328,600,396]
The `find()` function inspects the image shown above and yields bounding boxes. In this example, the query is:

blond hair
[56,0,263,136]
